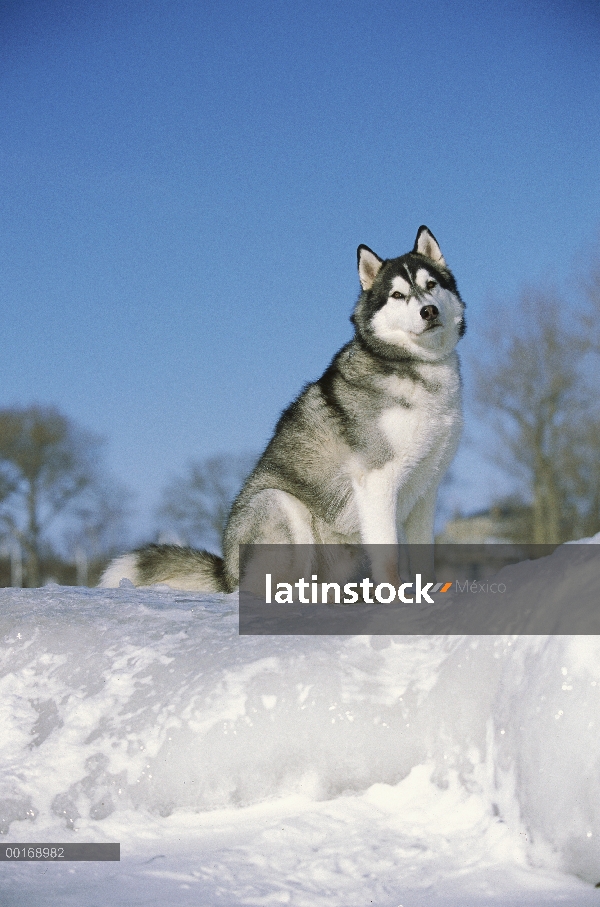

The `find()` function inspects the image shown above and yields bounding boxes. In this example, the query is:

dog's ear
[357,245,384,291]
[414,226,446,268]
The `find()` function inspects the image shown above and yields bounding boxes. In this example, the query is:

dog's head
[352,226,466,362]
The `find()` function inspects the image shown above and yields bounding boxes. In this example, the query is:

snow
[1,538,600,905]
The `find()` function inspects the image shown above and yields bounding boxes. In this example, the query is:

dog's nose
[420,304,439,321]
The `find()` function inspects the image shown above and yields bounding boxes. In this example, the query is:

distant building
[436,503,532,545]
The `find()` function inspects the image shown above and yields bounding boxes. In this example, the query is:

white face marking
[389,269,438,299]
[389,275,411,297]
[402,264,415,288]
[372,281,464,361]
[415,268,436,290]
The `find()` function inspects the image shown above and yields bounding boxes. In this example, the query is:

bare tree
[473,289,600,543]
[0,405,131,585]
[554,417,600,539]
[156,453,256,552]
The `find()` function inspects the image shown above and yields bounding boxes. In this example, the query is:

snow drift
[1,539,599,905]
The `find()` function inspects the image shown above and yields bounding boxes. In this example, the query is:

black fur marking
[316,357,351,423]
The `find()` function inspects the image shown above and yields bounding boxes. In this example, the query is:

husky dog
[100,226,465,592]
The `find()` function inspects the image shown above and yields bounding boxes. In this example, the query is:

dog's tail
[98,544,230,592]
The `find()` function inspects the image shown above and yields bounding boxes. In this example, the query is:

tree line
[1,252,599,585]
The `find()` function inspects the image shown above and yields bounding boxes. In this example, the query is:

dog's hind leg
[223,489,315,592]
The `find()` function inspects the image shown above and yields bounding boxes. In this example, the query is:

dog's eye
[390,291,405,300]
[426,279,437,291]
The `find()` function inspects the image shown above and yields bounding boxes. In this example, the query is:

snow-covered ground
[1,540,600,905]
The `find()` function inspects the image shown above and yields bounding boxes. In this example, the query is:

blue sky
[1,0,599,542]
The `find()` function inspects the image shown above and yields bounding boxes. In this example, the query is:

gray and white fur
[100,226,465,592]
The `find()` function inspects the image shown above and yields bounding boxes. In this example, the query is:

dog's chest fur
[323,352,462,537]
[330,342,462,466]
[375,355,462,463]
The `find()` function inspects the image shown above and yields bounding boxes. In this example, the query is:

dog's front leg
[352,465,400,587]
[404,483,438,579]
